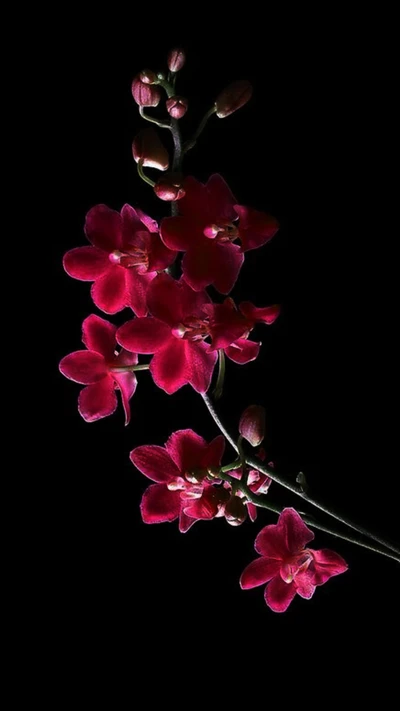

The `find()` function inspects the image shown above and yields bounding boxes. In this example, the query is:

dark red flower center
[280,550,313,583]
[172,316,210,341]
[203,222,239,242]
[109,247,149,270]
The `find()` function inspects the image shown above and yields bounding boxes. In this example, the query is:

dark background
[48,18,399,674]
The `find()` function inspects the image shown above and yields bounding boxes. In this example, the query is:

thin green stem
[157,79,175,99]
[139,106,171,130]
[220,461,242,473]
[137,161,155,188]
[201,393,237,450]
[213,350,226,400]
[169,118,183,218]
[209,469,400,564]
[201,392,400,558]
[183,106,217,154]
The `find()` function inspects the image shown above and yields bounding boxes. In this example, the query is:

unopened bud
[215,80,253,118]
[132,128,169,171]
[131,75,161,107]
[140,68,158,85]
[225,496,248,526]
[154,173,186,201]
[167,48,186,73]
[239,405,266,447]
[166,96,188,119]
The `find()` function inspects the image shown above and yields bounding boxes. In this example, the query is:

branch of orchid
[139,106,172,130]
[109,364,150,373]
[156,77,175,99]
[137,161,155,187]
[209,469,400,564]
[202,393,400,557]
[183,106,217,154]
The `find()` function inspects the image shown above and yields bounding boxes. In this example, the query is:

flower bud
[224,496,248,526]
[167,48,186,73]
[154,173,186,201]
[132,128,169,171]
[239,405,266,447]
[131,75,161,107]
[166,96,188,119]
[140,68,158,85]
[215,80,253,118]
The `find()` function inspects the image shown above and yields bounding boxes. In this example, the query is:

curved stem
[212,470,400,564]
[139,106,171,130]
[183,106,217,154]
[202,393,237,450]
[202,392,400,558]
[137,161,155,187]
[169,118,183,218]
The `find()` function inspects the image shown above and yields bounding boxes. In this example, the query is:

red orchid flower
[161,174,279,293]
[63,204,176,316]
[116,273,218,394]
[59,314,138,424]
[240,508,348,612]
[117,275,281,393]
[204,297,280,365]
[130,429,226,532]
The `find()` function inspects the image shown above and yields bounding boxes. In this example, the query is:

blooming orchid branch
[60,46,399,614]
[202,393,400,559]
[209,465,400,564]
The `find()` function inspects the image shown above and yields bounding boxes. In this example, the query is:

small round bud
[154,173,186,201]
[166,96,188,119]
[132,128,169,171]
[167,48,186,73]
[140,68,158,85]
[215,80,253,118]
[239,405,266,447]
[224,496,248,526]
[131,75,161,107]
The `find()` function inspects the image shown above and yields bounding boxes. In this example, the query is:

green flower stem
[137,161,155,188]
[139,106,171,130]
[157,78,175,99]
[109,364,150,373]
[183,106,217,154]
[208,468,400,564]
[202,392,400,559]
[220,461,242,474]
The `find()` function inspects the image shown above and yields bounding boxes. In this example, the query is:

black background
[48,17,399,677]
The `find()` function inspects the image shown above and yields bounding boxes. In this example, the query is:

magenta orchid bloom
[204,297,280,364]
[63,204,176,316]
[130,429,226,532]
[117,276,281,394]
[59,314,138,424]
[240,508,348,612]
[160,174,279,293]
[116,273,218,394]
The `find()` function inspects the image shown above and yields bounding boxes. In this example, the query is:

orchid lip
[280,550,313,583]
[171,317,210,341]
[203,222,239,242]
